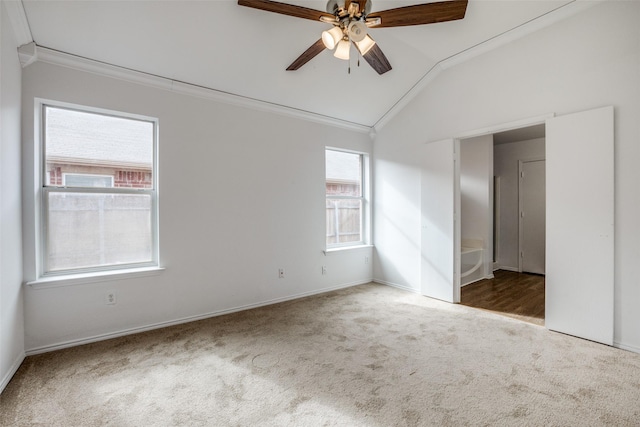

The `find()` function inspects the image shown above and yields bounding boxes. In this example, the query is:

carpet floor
[1,283,639,426]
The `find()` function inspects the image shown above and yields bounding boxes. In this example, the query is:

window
[41,103,158,276]
[325,149,368,248]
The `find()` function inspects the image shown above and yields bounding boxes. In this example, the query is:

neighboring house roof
[46,106,153,169]
[326,150,361,184]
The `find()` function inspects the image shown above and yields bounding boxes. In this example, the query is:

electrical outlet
[365,256,369,264]
[322,266,327,275]
[278,268,285,278]
[106,292,117,305]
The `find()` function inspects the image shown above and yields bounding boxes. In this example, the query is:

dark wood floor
[460,270,545,326]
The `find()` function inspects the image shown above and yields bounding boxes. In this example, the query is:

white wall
[0,1,25,392]
[493,138,545,271]
[460,134,493,285]
[21,61,373,352]
[373,2,640,351]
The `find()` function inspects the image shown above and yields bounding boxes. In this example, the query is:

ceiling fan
[237,0,468,75]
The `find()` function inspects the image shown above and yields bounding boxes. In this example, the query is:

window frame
[38,100,159,278]
[325,147,370,250]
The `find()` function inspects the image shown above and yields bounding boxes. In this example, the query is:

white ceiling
[20,0,574,127]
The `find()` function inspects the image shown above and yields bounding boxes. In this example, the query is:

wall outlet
[365,256,369,264]
[106,292,117,305]
[322,266,327,275]
[278,268,285,278]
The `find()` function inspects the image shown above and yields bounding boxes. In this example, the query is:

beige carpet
[1,283,639,426]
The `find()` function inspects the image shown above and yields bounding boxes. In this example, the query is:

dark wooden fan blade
[286,39,326,71]
[368,0,467,28]
[238,0,334,22]
[361,44,392,75]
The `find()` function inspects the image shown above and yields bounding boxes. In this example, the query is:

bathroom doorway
[459,124,546,324]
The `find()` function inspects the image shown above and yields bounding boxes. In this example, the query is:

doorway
[459,124,546,324]
[421,108,614,343]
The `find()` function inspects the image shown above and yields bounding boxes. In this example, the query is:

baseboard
[614,341,640,355]
[25,279,373,356]
[372,278,420,294]
[0,352,25,395]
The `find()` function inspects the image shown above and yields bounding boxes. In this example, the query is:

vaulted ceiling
[19,0,578,128]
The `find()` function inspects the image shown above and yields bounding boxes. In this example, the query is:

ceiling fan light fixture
[238,0,468,74]
[355,34,376,55]
[334,39,350,60]
[322,26,343,50]
[348,21,367,42]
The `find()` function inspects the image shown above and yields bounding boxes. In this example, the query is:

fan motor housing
[326,0,371,16]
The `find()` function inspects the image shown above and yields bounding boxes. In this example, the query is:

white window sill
[26,266,165,289]
[323,244,373,256]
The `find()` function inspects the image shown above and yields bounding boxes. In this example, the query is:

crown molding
[17,41,37,67]
[26,45,371,134]
[372,0,604,132]
[3,0,33,46]
[170,80,371,133]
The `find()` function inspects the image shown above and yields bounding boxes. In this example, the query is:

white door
[421,139,458,303]
[546,106,614,345]
[519,159,546,274]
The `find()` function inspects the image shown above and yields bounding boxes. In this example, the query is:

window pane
[63,174,113,188]
[45,106,153,188]
[46,192,152,271]
[326,198,361,245]
[326,150,361,197]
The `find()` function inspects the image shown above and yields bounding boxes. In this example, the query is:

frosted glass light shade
[322,27,343,50]
[355,35,376,55]
[348,21,367,42]
[334,39,350,60]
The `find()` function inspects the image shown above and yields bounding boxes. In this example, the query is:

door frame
[451,109,614,346]
[518,157,546,273]
[453,114,554,303]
